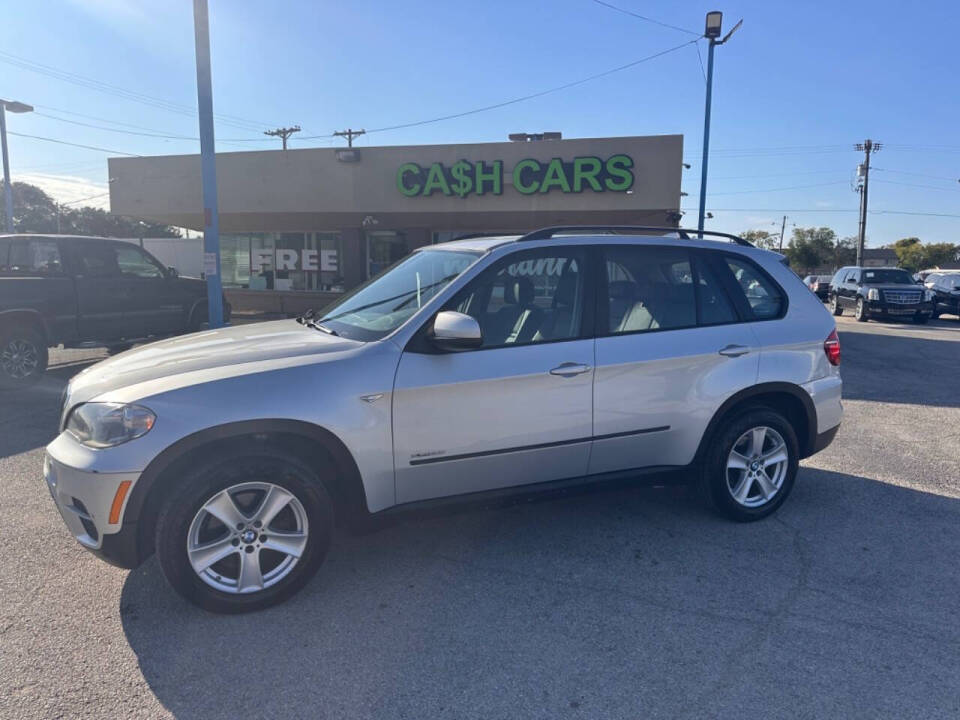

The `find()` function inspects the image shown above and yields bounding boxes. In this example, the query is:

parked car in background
[802,274,832,301]
[828,266,934,323]
[926,272,960,320]
[44,226,842,613]
[0,234,230,388]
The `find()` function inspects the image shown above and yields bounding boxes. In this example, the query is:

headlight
[66,403,156,448]
[867,288,880,301]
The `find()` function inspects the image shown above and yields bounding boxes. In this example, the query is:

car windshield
[316,249,480,341]
[862,269,913,284]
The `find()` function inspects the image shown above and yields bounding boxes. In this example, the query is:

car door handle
[549,362,592,377]
[718,344,750,358]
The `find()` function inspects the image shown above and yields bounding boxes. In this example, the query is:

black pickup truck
[0,234,229,388]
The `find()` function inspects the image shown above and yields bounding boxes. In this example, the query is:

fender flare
[0,308,50,344]
[693,381,818,463]
[125,419,367,563]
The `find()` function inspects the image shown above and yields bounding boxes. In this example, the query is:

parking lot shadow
[0,361,98,458]
[119,468,960,719]
[839,327,960,407]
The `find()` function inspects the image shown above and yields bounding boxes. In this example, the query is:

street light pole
[192,0,225,328]
[697,13,742,237]
[0,99,34,233]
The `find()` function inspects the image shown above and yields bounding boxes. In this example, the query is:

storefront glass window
[366,231,407,278]
[220,232,344,293]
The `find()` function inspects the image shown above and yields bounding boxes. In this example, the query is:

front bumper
[44,448,143,568]
[866,300,932,319]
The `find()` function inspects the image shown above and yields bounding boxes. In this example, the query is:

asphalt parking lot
[2,315,959,719]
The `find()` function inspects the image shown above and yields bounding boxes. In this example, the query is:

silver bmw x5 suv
[45,227,842,613]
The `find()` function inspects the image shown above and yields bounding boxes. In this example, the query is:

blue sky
[3,0,958,246]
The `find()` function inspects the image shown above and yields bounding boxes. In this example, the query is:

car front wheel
[830,295,842,316]
[701,409,799,522]
[155,449,334,613]
[855,298,868,322]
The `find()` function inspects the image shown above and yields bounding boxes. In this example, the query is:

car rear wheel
[0,325,48,390]
[855,298,868,322]
[700,409,799,522]
[830,296,842,316]
[155,449,333,613]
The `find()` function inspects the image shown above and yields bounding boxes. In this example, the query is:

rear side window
[603,246,696,334]
[724,256,784,320]
[8,239,63,275]
[695,256,738,325]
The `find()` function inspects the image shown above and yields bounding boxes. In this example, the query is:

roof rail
[516,225,754,247]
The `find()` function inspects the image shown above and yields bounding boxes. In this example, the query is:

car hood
[66,320,362,405]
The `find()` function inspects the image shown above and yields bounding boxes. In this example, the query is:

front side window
[9,239,63,275]
[318,249,479,341]
[115,245,165,278]
[603,246,696,334]
[447,248,586,347]
[725,257,784,319]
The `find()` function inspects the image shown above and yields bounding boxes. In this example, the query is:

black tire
[155,449,334,613]
[930,305,939,320]
[0,324,49,390]
[914,314,928,325]
[855,298,868,322]
[699,408,800,522]
[188,303,207,332]
[830,295,842,316]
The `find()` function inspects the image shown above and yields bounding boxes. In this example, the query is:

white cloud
[20,173,111,210]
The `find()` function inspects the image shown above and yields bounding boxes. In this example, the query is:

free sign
[251,249,339,273]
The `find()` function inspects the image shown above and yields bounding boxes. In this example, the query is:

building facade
[108,134,683,314]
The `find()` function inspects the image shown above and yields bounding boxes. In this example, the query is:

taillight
[824,328,841,366]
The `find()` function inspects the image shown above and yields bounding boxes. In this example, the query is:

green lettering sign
[513,159,541,194]
[397,154,633,197]
[604,154,634,192]
[422,163,451,196]
[397,162,422,196]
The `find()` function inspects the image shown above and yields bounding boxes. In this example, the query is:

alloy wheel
[1,339,39,380]
[187,481,309,594]
[725,426,789,508]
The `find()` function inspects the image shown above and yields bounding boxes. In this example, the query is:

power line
[588,0,701,36]
[7,131,141,157]
[873,167,959,182]
[303,38,698,139]
[33,111,199,140]
[694,41,707,84]
[60,191,110,206]
[873,179,960,192]
[680,206,960,218]
[0,50,277,133]
[693,180,849,196]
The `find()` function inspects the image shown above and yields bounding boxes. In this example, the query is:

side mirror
[430,311,482,352]
[167,266,179,278]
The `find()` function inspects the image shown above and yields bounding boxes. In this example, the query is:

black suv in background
[0,235,229,388]
[828,266,933,323]
[925,272,960,320]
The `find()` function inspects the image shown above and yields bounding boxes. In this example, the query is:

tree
[889,237,960,271]
[740,229,780,251]
[834,236,858,267]
[784,226,837,273]
[0,181,180,237]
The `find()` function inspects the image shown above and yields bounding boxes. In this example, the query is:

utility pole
[264,125,301,150]
[697,13,743,237]
[854,139,880,267]
[334,128,366,148]
[192,0,225,328]
[778,215,788,253]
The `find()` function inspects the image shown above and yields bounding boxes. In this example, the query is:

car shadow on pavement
[119,468,960,720]
[839,328,960,407]
[0,361,99,459]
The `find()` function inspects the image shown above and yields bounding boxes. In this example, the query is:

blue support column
[0,107,13,233]
[697,40,716,237]
[192,0,224,327]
